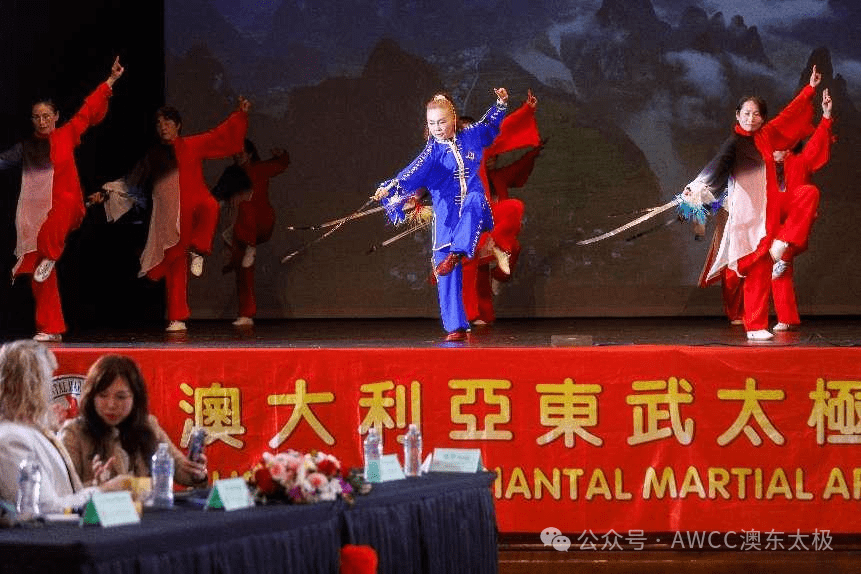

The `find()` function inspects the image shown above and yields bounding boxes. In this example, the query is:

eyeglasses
[31,114,55,122]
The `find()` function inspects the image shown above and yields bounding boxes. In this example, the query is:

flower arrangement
[248,449,367,504]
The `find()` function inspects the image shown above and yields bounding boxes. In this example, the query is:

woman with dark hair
[212,138,290,327]
[373,88,509,341]
[682,66,822,340]
[0,341,131,512]
[93,98,249,332]
[0,58,124,342]
[59,354,207,487]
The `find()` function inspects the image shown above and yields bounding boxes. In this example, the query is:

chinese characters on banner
[54,346,861,533]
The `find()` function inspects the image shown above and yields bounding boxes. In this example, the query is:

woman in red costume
[213,139,290,327]
[120,97,249,332]
[711,89,833,332]
[0,57,124,342]
[682,66,822,340]
[462,90,541,325]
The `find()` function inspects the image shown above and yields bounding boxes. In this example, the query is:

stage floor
[49,316,861,348]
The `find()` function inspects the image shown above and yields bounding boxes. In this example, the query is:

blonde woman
[374,88,509,341]
[0,340,130,513]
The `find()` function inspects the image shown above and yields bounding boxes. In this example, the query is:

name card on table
[378,454,406,482]
[206,477,255,511]
[429,448,483,473]
[81,491,141,527]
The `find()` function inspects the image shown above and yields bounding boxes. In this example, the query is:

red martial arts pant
[738,184,818,331]
[18,201,84,334]
[231,202,274,318]
[153,195,220,322]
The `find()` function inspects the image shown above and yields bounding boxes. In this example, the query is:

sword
[577,198,680,245]
[286,205,386,231]
[281,197,376,263]
[367,220,431,254]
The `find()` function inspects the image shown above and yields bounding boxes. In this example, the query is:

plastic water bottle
[151,443,174,508]
[16,458,41,520]
[363,427,382,483]
[403,424,422,477]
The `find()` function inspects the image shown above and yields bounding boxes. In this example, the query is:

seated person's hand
[101,474,135,492]
[178,453,208,483]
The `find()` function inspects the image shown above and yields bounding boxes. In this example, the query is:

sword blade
[577,198,680,245]
[287,205,385,231]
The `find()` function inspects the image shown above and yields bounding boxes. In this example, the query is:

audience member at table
[59,354,208,487]
[0,340,131,512]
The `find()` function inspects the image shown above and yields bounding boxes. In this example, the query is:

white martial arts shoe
[221,226,234,247]
[33,332,62,342]
[492,246,510,276]
[773,322,797,332]
[772,259,790,280]
[33,259,56,283]
[241,246,256,268]
[769,239,789,262]
[166,320,187,332]
[190,253,205,277]
[233,316,254,327]
[746,329,774,341]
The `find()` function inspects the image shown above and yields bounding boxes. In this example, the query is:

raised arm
[253,148,291,179]
[184,96,249,160]
[763,66,821,151]
[469,88,509,147]
[64,57,124,144]
[799,89,834,173]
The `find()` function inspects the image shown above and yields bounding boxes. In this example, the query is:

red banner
[54,346,861,534]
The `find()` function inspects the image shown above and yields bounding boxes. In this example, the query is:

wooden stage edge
[498,535,861,573]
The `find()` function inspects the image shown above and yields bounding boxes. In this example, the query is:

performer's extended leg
[775,185,819,252]
[36,202,83,262]
[31,273,65,334]
[489,199,524,254]
[432,249,469,334]
[772,251,800,326]
[475,263,495,324]
[722,268,744,323]
[236,264,256,318]
[462,258,479,322]
[450,192,492,258]
[742,255,772,332]
[189,195,220,255]
[165,254,191,321]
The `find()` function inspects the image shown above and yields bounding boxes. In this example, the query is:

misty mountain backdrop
[165,0,861,319]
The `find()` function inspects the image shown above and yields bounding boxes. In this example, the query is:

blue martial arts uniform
[379,101,507,333]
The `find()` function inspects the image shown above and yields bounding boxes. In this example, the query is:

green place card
[81,491,140,527]
[378,454,407,482]
[429,448,483,473]
[205,477,255,511]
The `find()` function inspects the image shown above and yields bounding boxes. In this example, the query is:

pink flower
[283,452,303,472]
[268,462,289,483]
[306,472,329,490]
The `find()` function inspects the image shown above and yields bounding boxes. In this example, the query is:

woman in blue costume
[374,88,508,341]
